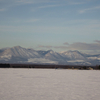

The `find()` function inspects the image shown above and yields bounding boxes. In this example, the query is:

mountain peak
[61,50,81,54]
[47,50,55,54]
[67,50,80,53]
[13,46,22,49]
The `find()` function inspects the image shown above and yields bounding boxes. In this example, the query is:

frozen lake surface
[0,68,100,100]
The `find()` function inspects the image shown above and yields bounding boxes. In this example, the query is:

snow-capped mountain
[60,50,87,60]
[0,46,41,58]
[0,46,41,63]
[0,46,100,65]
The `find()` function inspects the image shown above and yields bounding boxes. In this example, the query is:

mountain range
[0,46,100,66]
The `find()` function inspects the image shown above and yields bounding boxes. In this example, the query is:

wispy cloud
[38,4,61,9]
[79,5,100,14]
[38,45,67,49]
[67,42,100,50]
[0,0,55,12]
[63,42,69,45]
[17,0,35,4]
[31,4,64,12]
[1,19,100,34]
[0,8,6,12]
[25,19,40,23]
[38,45,53,49]
[69,1,85,5]
[16,0,54,4]
[95,40,100,43]
[14,18,40,23]
[38,40,100,54]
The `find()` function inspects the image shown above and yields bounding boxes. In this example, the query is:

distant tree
[83,66,87,70]
[98,65,100,70]
[0,64,10,68]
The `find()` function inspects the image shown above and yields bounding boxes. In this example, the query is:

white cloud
[67,42,100,50]
[38,45,53,49]
[25,19,40,23]
[14,19,40,23]
[0,0,55,12]
[0,8,6,12]
[95,40,100,43]
[79,5,100,14]
[16,0,54,4]
[38,4,61,9]
[69,1,85,5]
[38,41,100,54]
[31,4,62,12]
[63,42,69,45]
[0,18,100,34]
[17,0,34,4]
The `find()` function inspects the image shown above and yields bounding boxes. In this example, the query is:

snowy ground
[0,68,100,100]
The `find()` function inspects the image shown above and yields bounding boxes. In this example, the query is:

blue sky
[0,0,100,54]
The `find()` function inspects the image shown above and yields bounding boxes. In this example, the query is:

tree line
[0,63,100,70]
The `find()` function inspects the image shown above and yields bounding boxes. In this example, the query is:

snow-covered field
[0,69,100,100]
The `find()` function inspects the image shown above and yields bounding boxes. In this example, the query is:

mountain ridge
[0,46,100,65]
